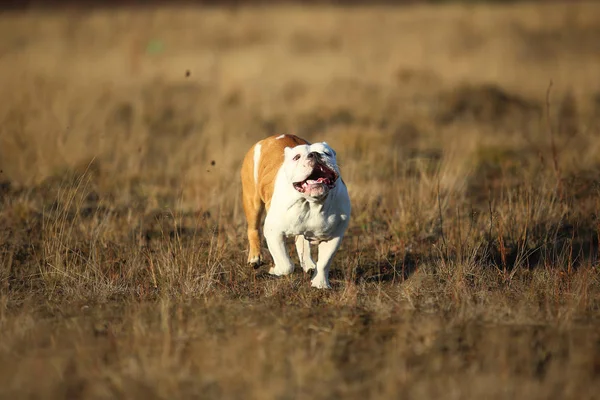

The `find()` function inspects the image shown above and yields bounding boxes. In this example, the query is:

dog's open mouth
[293,164,338,194]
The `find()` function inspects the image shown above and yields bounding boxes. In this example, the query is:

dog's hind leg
[241,143,265,268]
[243,194,264,268]
[295,235,316,273]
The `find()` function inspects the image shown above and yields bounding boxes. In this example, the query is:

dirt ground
[1,1,600,399]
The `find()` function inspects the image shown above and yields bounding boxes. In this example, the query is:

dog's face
[283,142,340,199]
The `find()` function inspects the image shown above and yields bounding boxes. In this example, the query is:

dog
[240,134,351,289]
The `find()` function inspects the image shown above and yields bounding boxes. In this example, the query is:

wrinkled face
[283,142,340,199]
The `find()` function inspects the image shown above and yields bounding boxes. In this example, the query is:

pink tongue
[306,178,326,185]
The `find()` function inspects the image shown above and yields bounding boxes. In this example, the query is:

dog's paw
[311,275,331,289]
[300,260,317,273]
[268,264,294,276]
[248,255,263,269]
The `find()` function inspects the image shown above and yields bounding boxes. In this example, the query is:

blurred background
[1,0,599,215]
[0,0,554,8]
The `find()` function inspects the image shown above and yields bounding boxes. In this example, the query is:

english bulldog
[240,134,351,289]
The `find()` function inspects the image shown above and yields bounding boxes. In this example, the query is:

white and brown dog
[240,134,351,289]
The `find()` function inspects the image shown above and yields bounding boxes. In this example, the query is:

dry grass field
[2,1,600,398]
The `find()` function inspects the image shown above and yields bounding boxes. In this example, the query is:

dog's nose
[307,152,318,160]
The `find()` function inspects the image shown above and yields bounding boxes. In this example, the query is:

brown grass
[1,2,600,399]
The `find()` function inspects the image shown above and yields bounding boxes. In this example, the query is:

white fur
[276,134,286,139]
[253,142,262,184]
[263,142,350,289]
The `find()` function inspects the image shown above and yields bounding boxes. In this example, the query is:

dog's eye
[293,154,301,161]
[323,151,331,156]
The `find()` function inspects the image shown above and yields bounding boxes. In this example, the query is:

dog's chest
[282,200,340,240]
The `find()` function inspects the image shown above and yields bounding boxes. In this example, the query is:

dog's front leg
[264,228,295,276]
[311,236,343,289]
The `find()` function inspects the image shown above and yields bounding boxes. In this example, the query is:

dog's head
[283,142,340,199]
